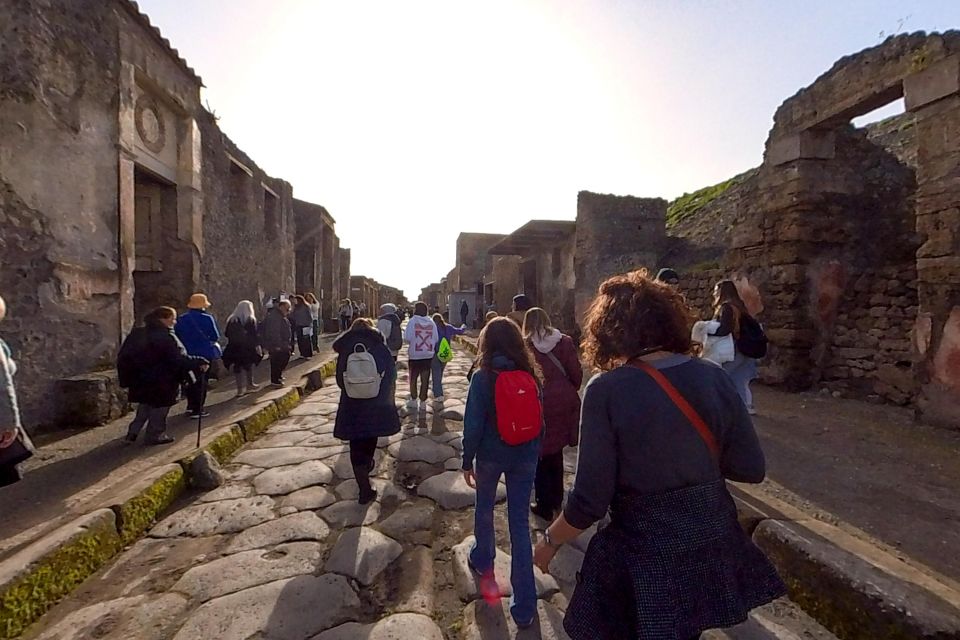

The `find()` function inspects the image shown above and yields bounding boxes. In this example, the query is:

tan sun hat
[187,293,211,310]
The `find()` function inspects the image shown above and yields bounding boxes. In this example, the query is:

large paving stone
[441,408,465,421]
[376,502,436,543]
[452,536,559,602]
[172,574,359,640]
[172,542,323,602]
[248,430,314,449]
[253,460,334,495]
[196,482,254,503]
[298,432,344,448]
[390,546,436,615]
[233,446,332,468]
[388,435,457,464]
[227,511,331,553]
[314,613,444,640]
[325,527,402,586]
[150,496,276,538]
[320,500,381,528]
[223,464,263,482]
[417,471,505,510]
[29,593,189,640]
[280,486,337,512]
[334,478,408,503]
[548,545,585,591]
[461,598,571,640]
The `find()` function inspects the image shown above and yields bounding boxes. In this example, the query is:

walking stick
[196,368,206,449]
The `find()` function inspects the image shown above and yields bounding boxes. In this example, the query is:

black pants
[408,358,432,401]
[269,348,291,384]
[295,329,313,358]
[349,437,378,496]
[534,451,565,514]
[340,315,351,331]
[184,371,208,413]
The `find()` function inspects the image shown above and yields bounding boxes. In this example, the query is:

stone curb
[454,335,478,355]
[730,483,960,640]
[0,354,338,640]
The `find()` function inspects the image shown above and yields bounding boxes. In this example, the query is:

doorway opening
[132,166,178,324]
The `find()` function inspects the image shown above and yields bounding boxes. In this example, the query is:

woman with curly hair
[461,317,544,629]
[532,270,784,640]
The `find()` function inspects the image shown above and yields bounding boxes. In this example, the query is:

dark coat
[261,309,292,352]
[531,334,583,455]
[333,326,401,441]
[291,304,312,328]
[223,318,261,369]
[127,324,208,407]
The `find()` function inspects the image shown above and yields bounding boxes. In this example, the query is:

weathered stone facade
[0,0,349,428]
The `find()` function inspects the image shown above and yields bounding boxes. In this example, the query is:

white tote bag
[692,320,735,365]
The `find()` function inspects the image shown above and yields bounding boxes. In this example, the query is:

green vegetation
[117,467,186,544]
[667,170,754,227]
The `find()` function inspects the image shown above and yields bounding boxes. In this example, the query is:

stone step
[703,599,839,640]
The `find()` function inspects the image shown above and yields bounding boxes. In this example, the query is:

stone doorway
[520,259,538,305]
[132,166,180,324]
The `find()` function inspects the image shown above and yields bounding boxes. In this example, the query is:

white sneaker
[747,405,757,416]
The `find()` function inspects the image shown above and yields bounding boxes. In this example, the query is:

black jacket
[333,326,400,441]
[223,318,261,368]
[126,323,208,407]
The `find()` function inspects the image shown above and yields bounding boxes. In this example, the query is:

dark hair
[432,313,446,330]
[513,294,532,312]
[477,317,542,384]
[714,280,747,314]
[414,301,428,316]
[294,295,307,306]
[582,269,698,371]
[145,306,177,327]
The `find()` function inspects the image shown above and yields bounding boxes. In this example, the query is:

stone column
[905,55,960,426]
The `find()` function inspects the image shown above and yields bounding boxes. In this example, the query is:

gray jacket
[0,339,21,430]
[261,309,292,351]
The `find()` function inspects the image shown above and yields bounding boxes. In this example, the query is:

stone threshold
[0,355,339,640]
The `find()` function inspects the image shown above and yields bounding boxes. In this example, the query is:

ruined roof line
[120,0,204,86]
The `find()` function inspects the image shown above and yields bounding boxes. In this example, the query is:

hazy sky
[137,1,960,298]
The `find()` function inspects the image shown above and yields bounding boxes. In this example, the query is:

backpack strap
[629,360,720,460]
[544,350,572,384]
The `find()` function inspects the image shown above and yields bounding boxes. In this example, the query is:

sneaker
[434,395,445,404]
[190,411,211,419]
[358,489,378,505]
[530,504,555,522]
[405,398,418,411]
[248,382,261,390]
[145,434,175,445]
[123,432,138,444]
[747,405,757,416]
[514,615,536,629]
[235,390,246,398]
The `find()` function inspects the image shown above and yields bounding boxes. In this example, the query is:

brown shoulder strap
[631,360,721,460]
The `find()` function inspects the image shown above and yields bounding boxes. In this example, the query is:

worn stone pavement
[21,344,836,640]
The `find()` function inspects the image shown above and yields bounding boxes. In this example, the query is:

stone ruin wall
[531,234,578,337]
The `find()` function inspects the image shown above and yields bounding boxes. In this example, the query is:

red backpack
[493,370,543,445]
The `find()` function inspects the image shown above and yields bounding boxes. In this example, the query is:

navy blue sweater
[461,355,542,471]
[564,355,765,530]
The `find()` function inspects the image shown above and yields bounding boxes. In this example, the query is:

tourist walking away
[431,313,466,403]
[305,292,321,351]
[522,307,582,521]
[376,303,403,361]
[404,302,438,412]
[339,299,354,332]
[291,295,314,358]
[507,294,532,327]
[532,270,784,640]
[358,301,367,318]
[0,295,35,486]
[333,318,400,504]
[462,317,544,628]
[222,300,262,397]
[460,299,470,327]
[261,300,293,385]
[175,293,221,419]
[118,307,210,445]
[710,279,768,414]
[655,267,680,287]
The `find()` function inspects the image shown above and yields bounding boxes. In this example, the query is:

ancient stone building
[0,0,347,428]
[293,198,337,311]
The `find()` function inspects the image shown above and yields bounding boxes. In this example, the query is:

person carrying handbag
[0,296,35,487]
[522,307,583,521]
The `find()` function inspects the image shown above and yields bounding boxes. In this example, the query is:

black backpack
[384,315,402,352]
[736,315,768,359]
[116,327,148,388]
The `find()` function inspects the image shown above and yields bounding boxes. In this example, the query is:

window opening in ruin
[520,259,539,305]
[228,159,252,223]
[852,97,906,129]
[264,188,279,240]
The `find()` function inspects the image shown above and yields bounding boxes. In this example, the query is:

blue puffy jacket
[175,309,223,361]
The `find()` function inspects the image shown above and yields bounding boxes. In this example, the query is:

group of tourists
[328,268,777,637]
[115,290,326,446]
[339,298,382,331]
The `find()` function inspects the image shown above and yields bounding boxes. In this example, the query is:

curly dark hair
[476,317,542,384]
[582,269,698,371]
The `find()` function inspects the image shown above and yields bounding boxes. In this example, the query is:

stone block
[55,371,129,428]
[905,55,960,112]
[461,598,571,640]
[325,527,402,586]
[315,613,444,640]
[451,536,559,602]
[226,512,331,554]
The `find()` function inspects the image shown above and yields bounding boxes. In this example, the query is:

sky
[137,1,960,299]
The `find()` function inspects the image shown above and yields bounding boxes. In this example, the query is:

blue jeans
[723,352,757,408]
[470,457,539,625]
[431,357,446,397]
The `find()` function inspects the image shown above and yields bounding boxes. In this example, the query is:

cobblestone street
[17,345,836,640]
